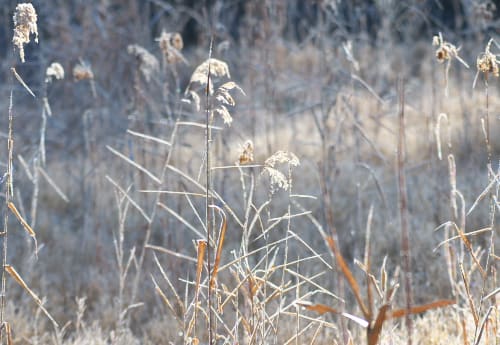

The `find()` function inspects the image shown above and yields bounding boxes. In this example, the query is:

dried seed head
[265,150,300,168]
[262,150,300,193]
[477,39,499,77]
[432,33,465,65]
[473,1,496,22]
[238,140,254,164]
[171,33,183,50]
[263,167,289,192]
[46,62,65,81]
[156,30,186,65]
[190,59,230,86]
[127,44,159,82]
[213,105,233,125]
[73,61,94,81]
[12,3,38,63]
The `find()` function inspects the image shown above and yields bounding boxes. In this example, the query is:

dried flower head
[263,167,289,191]
[212,81,245,126]
[432,32,468,67]
[12,3,38,63]
[238,140,254,164]
[262,150,300,193]
[46,62,65,82]
[264,150,300,168]
[474,39,500,88]
[73,60,94,81]
[127,44,159,83]
[189,58,231,93]
[156,30,186,65]
[477,39,499,76]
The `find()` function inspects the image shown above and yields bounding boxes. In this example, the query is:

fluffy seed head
[156,31,186,65]
[265,151,300,168]
[46,62,65,81]
[73,61,94,81]
[127,44,159,82]
[477,39,499,77]
[190,59,230,84]
[12,3,38,63]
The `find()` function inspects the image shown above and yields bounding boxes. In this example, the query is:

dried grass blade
[473,306,494,345]
[157,202,205,241]
[459,264,479,326]
[455,226,486,278]
[368,304,390,345]
[105,176,151,223]
[127,129,171,146]
[467,175,498,216]
[153,253,184,314]
[390,299,455,319]
[195,240,207,300]
[145,244,196,263]
[364,205,374,320]
[11,68,35,98]
[8,202,37,252]
[295,302,340,315]
[484,287,500,300]
[151,275,182,326]
[106,145,161,184]
[326,236,369,319]
[209,206,227,289]
[5,265,58,327]
[37,167,69,202]
[5,322,12,345]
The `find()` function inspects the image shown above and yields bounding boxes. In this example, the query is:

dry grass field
[0,1,498,344]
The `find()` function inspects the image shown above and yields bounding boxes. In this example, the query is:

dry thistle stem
[45,62,65,82]
[127,44,159,83]
[12,3,38,63]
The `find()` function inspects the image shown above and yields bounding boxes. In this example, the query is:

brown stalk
[326,236,369,319]
[195,240,207,307]
[397,79,413,345]
[459,263,479,327]
[367,304,390,345]
[209,205,227,289]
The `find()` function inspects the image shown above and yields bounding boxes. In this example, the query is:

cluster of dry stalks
[0,2,498,345]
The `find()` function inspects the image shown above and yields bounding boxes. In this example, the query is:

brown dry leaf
[390,299,455,319]
[326,236,369,319]
[295,301,340,315]
[8,202,35,237]
[5,265,58,327]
